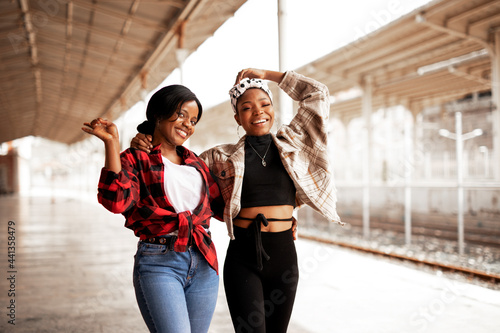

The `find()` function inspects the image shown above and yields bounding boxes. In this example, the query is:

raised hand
[82,118,119,143]
[234,68,267,84]
[235,68,285,85]
[81,118,121,173]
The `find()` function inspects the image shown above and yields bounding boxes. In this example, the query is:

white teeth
[176,129,187,137]
[253,119,266,124]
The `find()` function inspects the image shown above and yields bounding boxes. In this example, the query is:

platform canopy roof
[0,0,247,145]
[295,0,500,124]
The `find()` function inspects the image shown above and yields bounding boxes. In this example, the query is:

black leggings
[223,223,299,333]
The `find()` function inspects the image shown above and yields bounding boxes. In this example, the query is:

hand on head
[234,68,267,84]
[82,118,119,142]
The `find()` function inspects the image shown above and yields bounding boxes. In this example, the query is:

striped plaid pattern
[200,70,342,240]
[98,145,223,273]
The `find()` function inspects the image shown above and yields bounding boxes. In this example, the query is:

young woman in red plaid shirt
[82,85,224,333]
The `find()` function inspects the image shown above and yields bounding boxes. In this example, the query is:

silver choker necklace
[247,140,271,167]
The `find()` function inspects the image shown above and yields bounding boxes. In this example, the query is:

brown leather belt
[143,235,178,249]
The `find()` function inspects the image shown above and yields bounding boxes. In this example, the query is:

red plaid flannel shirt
[97,145,224,273]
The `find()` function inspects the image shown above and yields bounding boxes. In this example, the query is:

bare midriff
[233,205,294,232]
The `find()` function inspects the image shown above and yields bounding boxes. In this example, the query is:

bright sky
[146,0,432,109]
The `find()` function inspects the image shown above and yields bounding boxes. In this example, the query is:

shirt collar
[150,144,192,160]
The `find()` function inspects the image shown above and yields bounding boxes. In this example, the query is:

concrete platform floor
[1,191,499,333]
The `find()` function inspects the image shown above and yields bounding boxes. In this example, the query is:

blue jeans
[133,240,219,333]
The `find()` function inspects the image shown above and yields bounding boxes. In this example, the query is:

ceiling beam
[416,11,492,51]
[36,30,148,63]
[445,1,496,26]
[96,0,185,7]
[347,33,458,78]
[100,0,206,121]
[71,0,172,31]
[468,12,500,32]
[48,14,152,49]
[18,0,44,136]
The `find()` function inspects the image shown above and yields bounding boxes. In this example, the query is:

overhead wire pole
[439,112,483,256]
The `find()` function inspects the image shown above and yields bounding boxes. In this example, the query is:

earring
[237,125,241,139]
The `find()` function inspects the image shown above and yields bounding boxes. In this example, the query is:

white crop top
[161,155,204,213]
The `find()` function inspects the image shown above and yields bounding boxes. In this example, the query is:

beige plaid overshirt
[200,70,342,239]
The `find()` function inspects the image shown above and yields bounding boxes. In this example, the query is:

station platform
[0,190,499,333]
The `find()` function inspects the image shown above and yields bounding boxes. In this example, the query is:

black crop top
[241,134,296,208]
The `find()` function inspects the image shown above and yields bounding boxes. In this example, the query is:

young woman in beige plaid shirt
[132,68,341,333]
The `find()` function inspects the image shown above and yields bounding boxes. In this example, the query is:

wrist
[265,70,285,83]
[104,137,120,149]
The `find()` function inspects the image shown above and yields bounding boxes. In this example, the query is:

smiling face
[154,100,199,148]
[234,88,274,137]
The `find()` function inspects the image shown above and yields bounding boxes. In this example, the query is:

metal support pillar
[492,31,500,180]
[176,20,188,85]
[176,21,189,147]
[455,112,465,255]
[404,108,413,246]
[278,0,293,126]
[362,77,373,238]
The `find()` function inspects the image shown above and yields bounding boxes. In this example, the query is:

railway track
[300,234,500,285]
[345,216,500,248]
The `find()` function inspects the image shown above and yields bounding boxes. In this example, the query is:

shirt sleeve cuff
[278,70,298,95]
[99,167,133,188]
